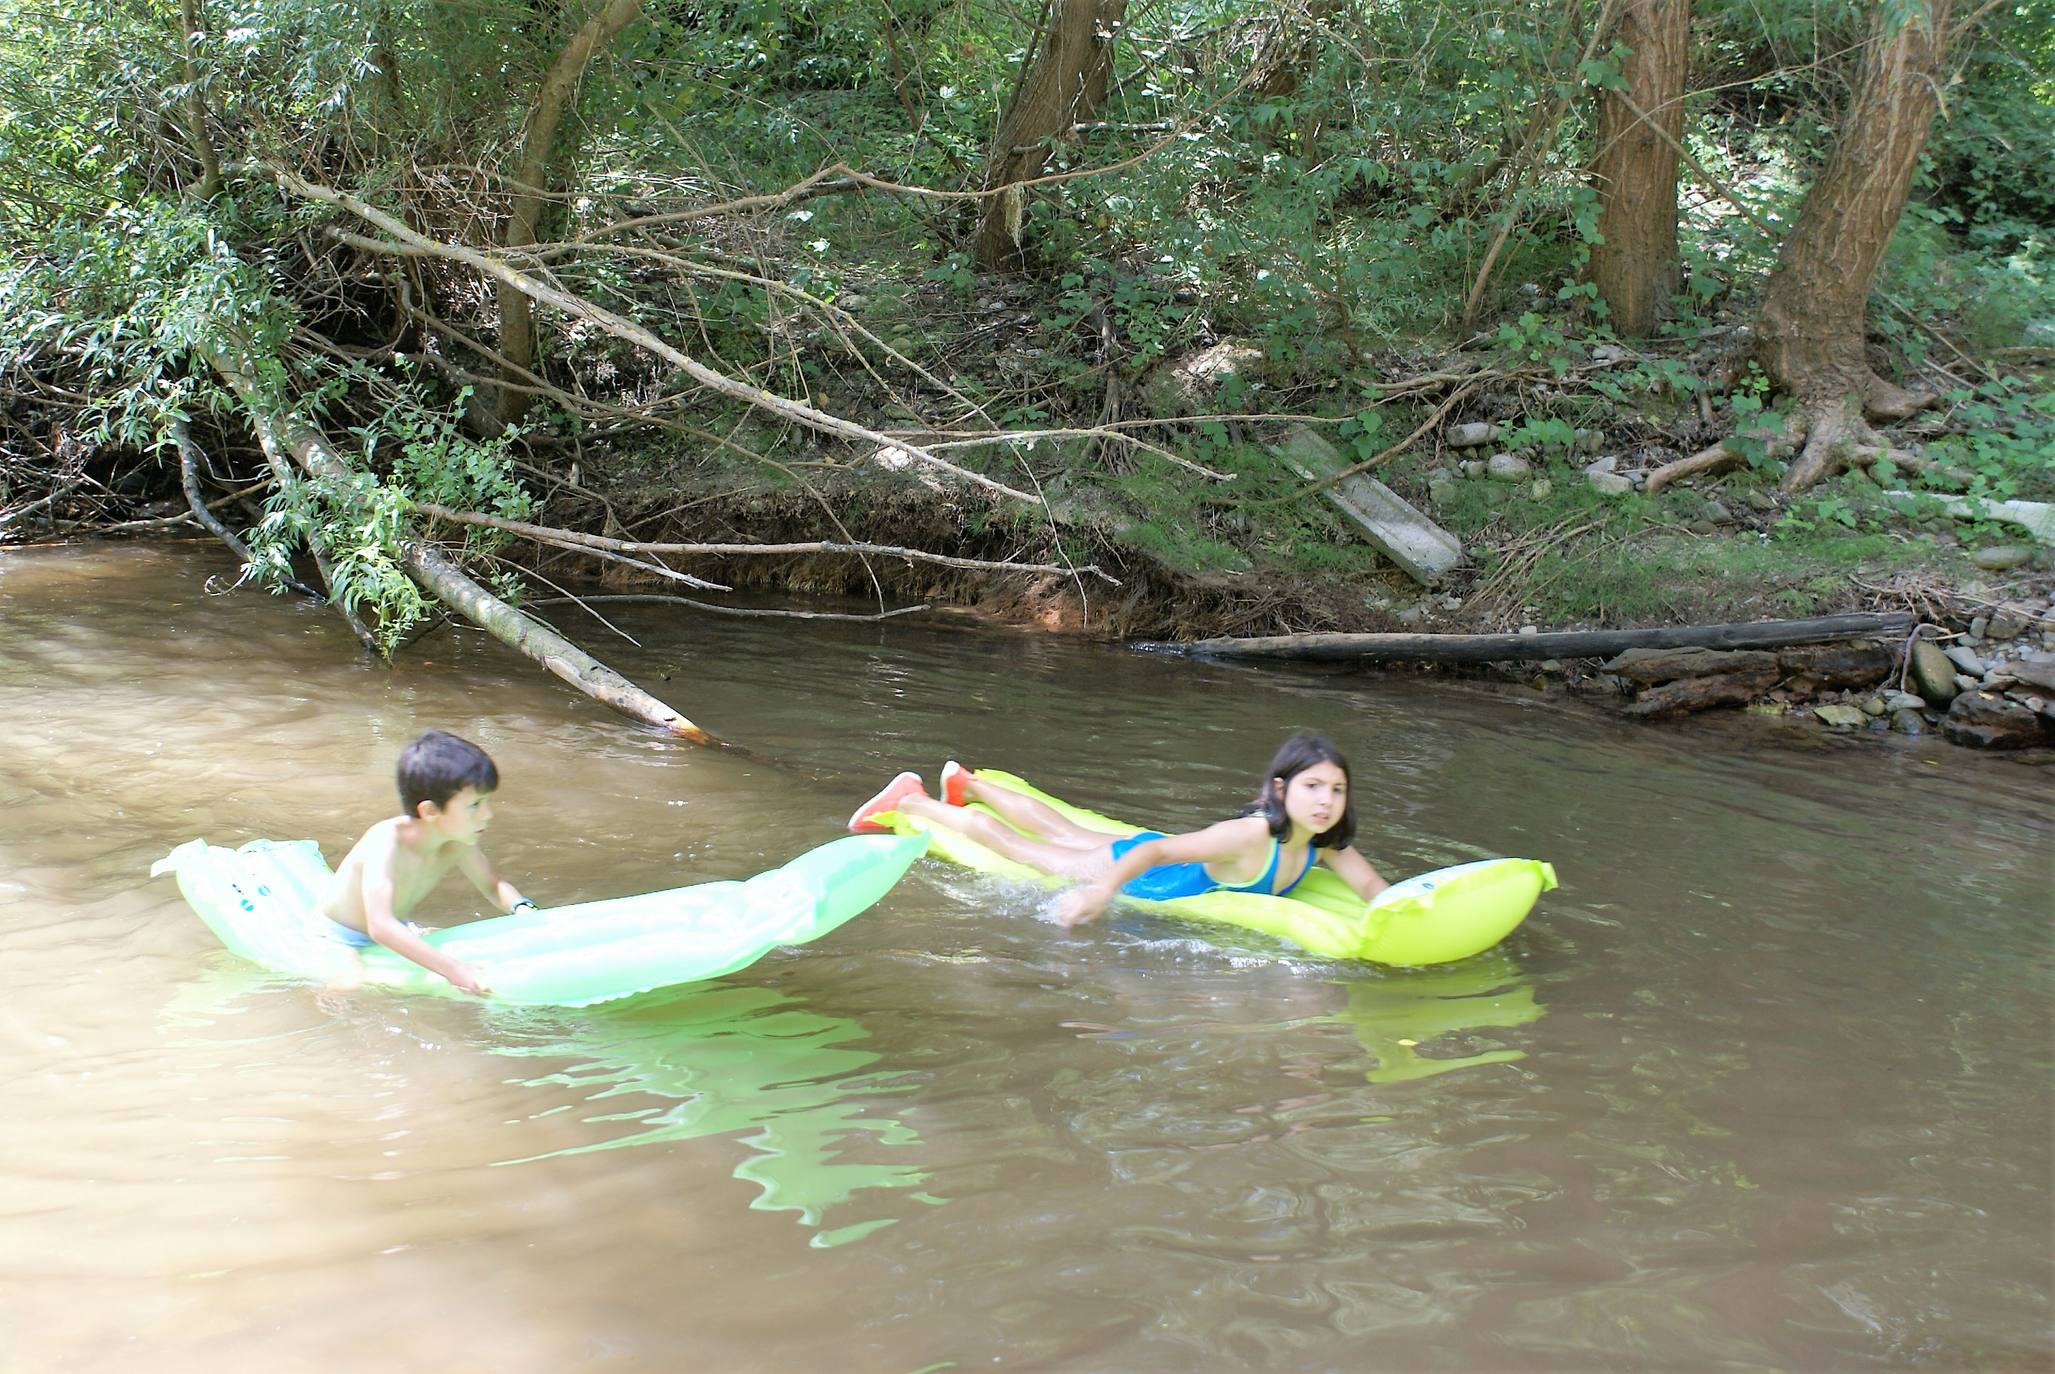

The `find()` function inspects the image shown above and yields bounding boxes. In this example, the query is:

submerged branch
[205,344,720,743]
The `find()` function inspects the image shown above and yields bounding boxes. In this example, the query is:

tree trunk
[974,0,1127,270]
[1140,612,1912,664]
[1587,0,1689,337]
[1758,0,1954,491]
[494,0,646,427]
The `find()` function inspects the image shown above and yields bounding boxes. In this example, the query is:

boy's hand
[1054,884,1113,927]
[444,961,492,997]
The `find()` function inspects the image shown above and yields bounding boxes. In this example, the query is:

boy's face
[420,785,494,843]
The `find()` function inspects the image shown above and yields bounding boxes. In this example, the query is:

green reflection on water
[488,983,941,1244]
[1325,951,1544,1083]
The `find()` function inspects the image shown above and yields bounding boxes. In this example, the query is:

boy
[320,729,537,997]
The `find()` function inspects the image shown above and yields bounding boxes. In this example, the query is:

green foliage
[1922,377,2055,504]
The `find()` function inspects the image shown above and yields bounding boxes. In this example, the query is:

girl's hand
[444,961,492,997]
[1055,884,1114,927]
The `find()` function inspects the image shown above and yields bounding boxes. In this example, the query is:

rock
[1954,673,1980,692]
[1909,640,1959,703]
[1486,452,1531,482]
[1970,545,2033,571]
[1583,455,1618,475]
[2007,652,2055,692]
[1860,695,1887,717]
[1970,615,1989,639]
[1592,344,1632,364]
[1686,519,1718,536]
[1528,478,1553,499]
[1986,607,2028,640]
[1396,604,1427,626]
[1604,647,1777,685]
[1939,691,2048,749]
[1138,339,1266,416]
[1428,477,1458,506]
[1627,667,1782,717]
[1776,644,1894,691]
[1882,690,1926,713]
[1706,500,1734,523]
[1460,459,1487,479]
[1587,470,1633,496]
[1981,670,2019,690]
[1519,625,1539,636]
[1942,644,1989,676]
[1814,704,1868,729]
[1575,428,1606,453]
[1447,422,1502,449]
[1892,708,1927,735]
[1746,489,1777,512]
[1441,595,1464,611]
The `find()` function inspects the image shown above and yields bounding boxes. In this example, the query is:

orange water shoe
[940,760,972,807]
[848,771,926,833]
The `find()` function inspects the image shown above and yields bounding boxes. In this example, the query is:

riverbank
[508,417,2055,756]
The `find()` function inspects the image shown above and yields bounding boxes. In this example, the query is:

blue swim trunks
[328,918,376,948]
[1108,831,1313,902]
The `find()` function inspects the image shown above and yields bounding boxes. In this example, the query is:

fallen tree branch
[1140,612,1914,664]
[205,344,720,743]
[251,163,1039,504]
[171,419,323,598]
[531,594,931,623]
[408,501,1123,584]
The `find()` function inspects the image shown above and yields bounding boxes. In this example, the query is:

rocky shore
[1569,600,2055,751]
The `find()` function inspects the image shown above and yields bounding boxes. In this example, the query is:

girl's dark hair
[397,730,499,814]
[1247,732,1355,849]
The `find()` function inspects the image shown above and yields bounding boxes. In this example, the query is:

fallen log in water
[1138,613,1914,665]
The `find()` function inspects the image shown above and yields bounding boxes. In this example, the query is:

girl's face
[1275,761,1347,837]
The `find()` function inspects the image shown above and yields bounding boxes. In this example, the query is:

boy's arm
[360,843,491,996]
[1321,845,1390,902]
[456,845,533,915]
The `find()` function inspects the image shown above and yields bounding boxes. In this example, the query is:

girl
[849,733,1389,927]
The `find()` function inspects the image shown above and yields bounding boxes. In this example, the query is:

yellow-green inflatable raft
[153,832,929,1006]
[874,770,1553,965]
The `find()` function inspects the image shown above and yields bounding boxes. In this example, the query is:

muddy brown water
[1,543,2049,1372]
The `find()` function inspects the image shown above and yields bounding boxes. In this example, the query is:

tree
[1586,0,1690,337]
[1755,0,1956,491]
[1646,0,1969,496]
[975,0,1129,269]
[492,0,646,429]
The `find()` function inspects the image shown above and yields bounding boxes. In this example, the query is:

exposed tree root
[1643,378,1937,497]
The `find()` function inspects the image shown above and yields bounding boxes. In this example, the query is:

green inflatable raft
[874,769,1553,965]
[152,831,929,1006]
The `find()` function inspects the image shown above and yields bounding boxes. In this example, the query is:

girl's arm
[1054,816,1271,927]
[1321,845,1390,902]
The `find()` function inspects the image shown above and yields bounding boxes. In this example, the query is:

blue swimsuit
[1108,832,1315,901]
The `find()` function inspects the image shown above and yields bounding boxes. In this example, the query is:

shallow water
[1,542,2049,1372]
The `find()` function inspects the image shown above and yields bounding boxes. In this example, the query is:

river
[1,543,2048,1371]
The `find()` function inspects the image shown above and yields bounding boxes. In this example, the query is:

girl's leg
[957,773,1110,851]
[899,794,1113,881]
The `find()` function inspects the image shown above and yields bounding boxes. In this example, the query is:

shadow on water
[1324,951,1544,1085]
[161,968,942,1250]
[485,985,942,1247]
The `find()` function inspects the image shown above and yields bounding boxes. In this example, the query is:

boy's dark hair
[397,730,499,814]
[1246,732,1356,849]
